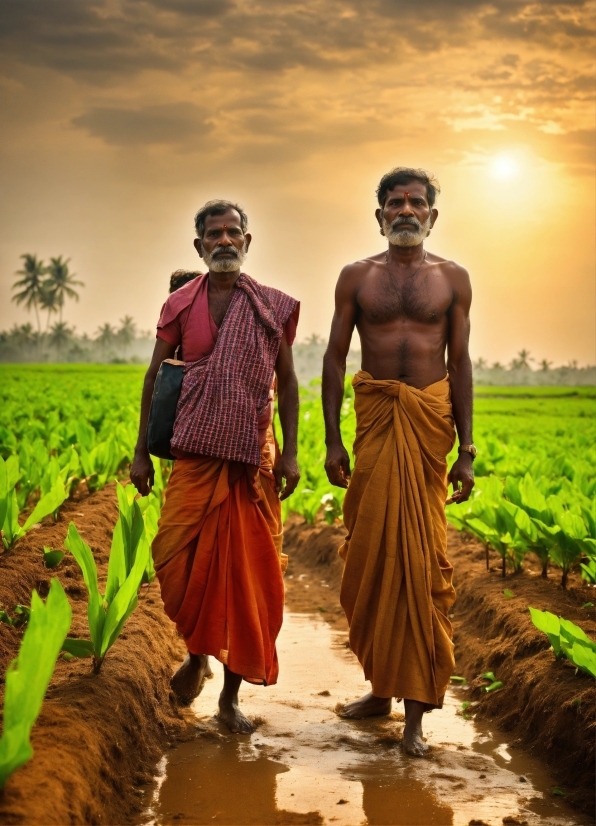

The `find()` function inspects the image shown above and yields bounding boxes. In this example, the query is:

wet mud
[139,613,591,826]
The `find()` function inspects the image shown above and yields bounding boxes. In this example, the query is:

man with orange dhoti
[322,168,475,756]
[131,200,300,733]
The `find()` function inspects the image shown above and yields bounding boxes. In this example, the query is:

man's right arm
[130,337,176,495]
[322,266,358,488]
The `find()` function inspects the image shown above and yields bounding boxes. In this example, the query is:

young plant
[0,578,72,789]
[529,607,596,678]
[62,484,150,673]
[1,454,67,550]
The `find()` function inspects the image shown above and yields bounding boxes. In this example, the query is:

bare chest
[357,267,453,325]
[208,289,235,327]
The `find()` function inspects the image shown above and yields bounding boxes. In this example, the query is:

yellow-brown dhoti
[339,371,456,708]
[152,432,286,686]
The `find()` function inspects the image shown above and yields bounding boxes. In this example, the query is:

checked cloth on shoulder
[170,273,298,466]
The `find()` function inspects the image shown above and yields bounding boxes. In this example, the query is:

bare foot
[218,694,255,734]
[337,692,392,719]
[171,653,211,705]
[403,721,430,757]
[403,699,430,757]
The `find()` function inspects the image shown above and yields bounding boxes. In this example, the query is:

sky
[0,0,594,366]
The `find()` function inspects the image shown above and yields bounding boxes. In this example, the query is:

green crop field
[1,364,595,786]
[3,363,593,586]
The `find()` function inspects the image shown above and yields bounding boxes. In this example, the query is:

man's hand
[447,453,474,504]
[130,448,155,496]
[325,442,351,489]
[274,453,300,501]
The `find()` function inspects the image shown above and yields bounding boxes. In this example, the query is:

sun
[490,155,520,180]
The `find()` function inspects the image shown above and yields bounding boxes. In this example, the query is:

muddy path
[138,519,594,826]
[138,612,590,826]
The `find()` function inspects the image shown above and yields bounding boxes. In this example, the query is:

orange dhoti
[339,371,457,709]
[152,437,285,686]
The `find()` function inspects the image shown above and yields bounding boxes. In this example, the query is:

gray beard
[383,215,432,247]
[202,244,247,272]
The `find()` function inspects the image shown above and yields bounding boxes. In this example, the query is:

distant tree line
[3,253,154,363]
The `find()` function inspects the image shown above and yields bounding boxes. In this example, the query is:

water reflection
[350,763,454,826]
[154,738,290,825]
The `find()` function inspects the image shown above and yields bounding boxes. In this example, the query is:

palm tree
[45,257,84,322]
[48,321,74,358]
[11,254,46,332]
[473,357,487,370]
[516,349,533,369]
[117,315,137,358]
[95,323,117,360]
[38,279,60,331]
[539,359,553,372]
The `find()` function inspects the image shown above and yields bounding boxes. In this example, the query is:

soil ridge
[0,484,189,825]
[282,516,596,815]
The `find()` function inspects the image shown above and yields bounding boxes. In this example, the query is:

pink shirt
[156,274,299,450]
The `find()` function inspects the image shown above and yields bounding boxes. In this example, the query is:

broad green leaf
[529,607,561,657]
[61,638,95,658]
[559,618,596,653]
[503,589,515,599]
[63,523,103,655]
[481,671,496,682]
[100,535,149,657]
[0,579,72,788]
[568,642,596,678]
[22,480,67,532]
[43,548,65,569]
[2,490,22,549]
[104,517,127,605]
[484,681,503,693]
[0,457,8,530]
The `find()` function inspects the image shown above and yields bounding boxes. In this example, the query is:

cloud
[72,102,212,145]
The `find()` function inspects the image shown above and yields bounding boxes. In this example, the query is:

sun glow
[490,155,520,179]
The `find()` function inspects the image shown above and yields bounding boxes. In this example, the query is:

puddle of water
[139,613,591,826]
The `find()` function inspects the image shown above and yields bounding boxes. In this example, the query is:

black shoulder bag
[146,358,185,460]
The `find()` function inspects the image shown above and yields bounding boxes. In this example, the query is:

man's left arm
[446,265,474,504]
[274,331,300,500]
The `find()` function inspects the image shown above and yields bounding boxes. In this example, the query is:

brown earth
[282,516,596,816]
[1,498,594,823]
[0,484,191,826]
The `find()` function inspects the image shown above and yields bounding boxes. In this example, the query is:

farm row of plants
[284,381,596,588]
[0,367,144,547]
[0,471,165,789]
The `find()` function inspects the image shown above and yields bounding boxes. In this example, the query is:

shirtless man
[322,167,474,756]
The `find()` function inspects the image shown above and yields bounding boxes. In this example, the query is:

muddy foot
[218,695,255,734]
[337,692,392,719]
[171,654,211,705]
[403,722,430,757]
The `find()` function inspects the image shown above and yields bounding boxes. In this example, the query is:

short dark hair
[376,167,441,208]
[169,269,200,293]
[194,199,248,239]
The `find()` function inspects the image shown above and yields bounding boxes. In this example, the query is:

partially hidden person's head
[193,200,252,273]
[375,167,440,247]
[169,269,201,294]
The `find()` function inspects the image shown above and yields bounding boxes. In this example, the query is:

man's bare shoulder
[426,252,471,286]
[339,252,385,280]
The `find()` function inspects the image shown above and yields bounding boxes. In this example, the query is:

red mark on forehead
[222,224,227,229]
[404,191,410,198]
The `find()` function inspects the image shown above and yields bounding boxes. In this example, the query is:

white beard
[383,215,432,247]
[202,243,248,272]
